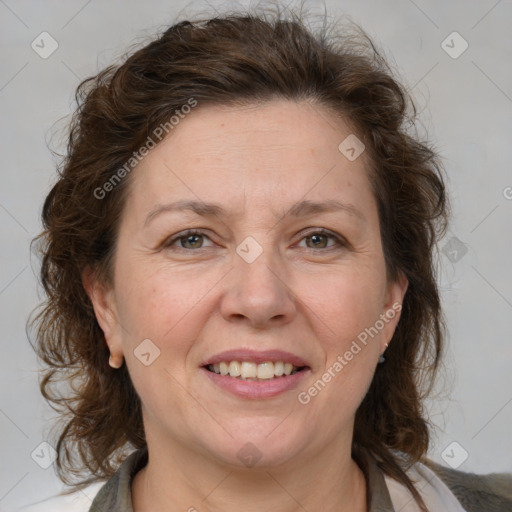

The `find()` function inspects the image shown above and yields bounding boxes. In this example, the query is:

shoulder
[15,482,104,512]
[425,460,512,512]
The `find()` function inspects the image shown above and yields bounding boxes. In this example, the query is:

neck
[132,436,367,512]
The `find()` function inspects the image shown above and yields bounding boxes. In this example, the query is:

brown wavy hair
[30,6,449,510]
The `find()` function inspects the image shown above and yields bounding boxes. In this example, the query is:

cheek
[295,264,386,409]
[297,276,383,431]
[301,264,387,349]
[112,260,226,402]
[113,265,215,424]
[114,257,215,339]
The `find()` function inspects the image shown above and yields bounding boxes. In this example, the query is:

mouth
[205,360,307,380]
[200,349,311,399]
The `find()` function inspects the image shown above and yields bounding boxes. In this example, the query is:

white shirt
[384,461,467,511]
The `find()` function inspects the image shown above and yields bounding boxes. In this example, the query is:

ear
[82,266,124,362]
[380,270,409,352]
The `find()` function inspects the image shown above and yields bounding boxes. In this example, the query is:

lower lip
[201,367,310,399]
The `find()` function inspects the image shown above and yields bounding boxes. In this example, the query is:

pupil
[309,234,326,248]
[185,235,201,248]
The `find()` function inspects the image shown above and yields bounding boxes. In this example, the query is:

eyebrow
[144,198,366,227]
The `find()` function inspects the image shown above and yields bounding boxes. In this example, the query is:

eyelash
[162,228,347,252]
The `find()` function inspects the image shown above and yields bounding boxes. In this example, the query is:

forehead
[126,99,376,223]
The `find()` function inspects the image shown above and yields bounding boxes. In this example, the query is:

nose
[220,247,298,329]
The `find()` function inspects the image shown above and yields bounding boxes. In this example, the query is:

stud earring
[109,354,124,369]
[378,343,389,364]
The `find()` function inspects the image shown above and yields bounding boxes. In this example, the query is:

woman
[28,7,512,512]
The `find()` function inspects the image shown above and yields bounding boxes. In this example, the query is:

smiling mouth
[205,361,307,380]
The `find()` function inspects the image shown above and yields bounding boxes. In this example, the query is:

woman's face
[90,99,407,469]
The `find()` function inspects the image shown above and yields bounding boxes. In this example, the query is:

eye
[162,228,346,252]
[297,229,345,250]
[163,230,214,250]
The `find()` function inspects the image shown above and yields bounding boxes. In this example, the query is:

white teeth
[208,360,302,379]
[240,361,257,379]
[257,362,275,379]
[274,361,284,376]
[228,361,241,377]
[284,363,293,376]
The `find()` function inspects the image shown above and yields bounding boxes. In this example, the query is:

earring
[109,354,123,369]
[378,343,389,364]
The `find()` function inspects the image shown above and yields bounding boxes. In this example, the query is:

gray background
[1,0,511,509]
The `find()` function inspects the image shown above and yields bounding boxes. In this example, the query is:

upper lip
[201,349,310,368]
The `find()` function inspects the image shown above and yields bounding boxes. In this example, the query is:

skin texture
[85,99,408,512]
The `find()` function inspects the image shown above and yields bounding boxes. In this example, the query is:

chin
[193,416,312,469]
